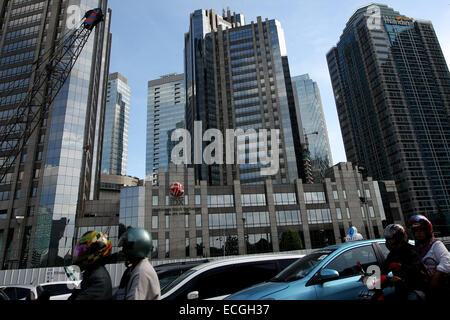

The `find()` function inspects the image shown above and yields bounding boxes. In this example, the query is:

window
[207,195,234,208]
[241,194,266,206]
[276,210,302,226]
[307,209,332,224]
[186,238,190,257]
[152,195,158,206]
[185,215,189,228]
[184,195,189,205]
[152,239,158,259]
[304,192,326,204]
[196,214,202,227]
[243,211,270,227]
[208,213,237,229]
[325,246,378,279]
[165,238,170,258]
[336,208,342,220]
[343,190,347,200]
[346,207,351,219]
[369,206,375,218]
[273,193,297,205]
[333,190,339,200]
[361,207,365,218]
[365,189,371,199]
[152,215,158,229]
[165,215,169,229]
[0,209,7,220]
[195,195,201,205]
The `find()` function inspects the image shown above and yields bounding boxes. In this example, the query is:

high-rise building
[292,74,333,183]
[327,4,450,234]
[184,9,308,186]
[101,72,130,176]
[146,73,185,184]
[0,0,112,269]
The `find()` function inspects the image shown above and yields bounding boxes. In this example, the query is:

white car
[160,253,304,301]
[1,281,80,300]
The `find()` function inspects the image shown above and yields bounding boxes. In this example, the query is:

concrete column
[296,179,312,249]
[324,178,342,244]
[265,180,279,252]
[234,180,245,254]
[200,181,210,256]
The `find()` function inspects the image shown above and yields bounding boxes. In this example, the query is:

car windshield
[161,269,197,296]
[271,250,335,282]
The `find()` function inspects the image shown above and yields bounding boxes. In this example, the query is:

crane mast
[0,8,104,182]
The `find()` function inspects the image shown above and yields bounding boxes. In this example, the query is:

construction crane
[0,8,104,182]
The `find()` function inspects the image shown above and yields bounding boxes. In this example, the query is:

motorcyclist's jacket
[69,264,112,300]
[381,243,429,298]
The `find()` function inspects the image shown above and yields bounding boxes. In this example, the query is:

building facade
[292,74,333,183]
[146,73,185,185]
[101,72,130,176]
[184,9,308,186]
[82,163,403,260]
[0,0,112,269]
[327,4,450,234]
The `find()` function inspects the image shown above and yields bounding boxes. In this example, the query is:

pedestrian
[380,224,429,300]
[408,215,450,299]
[68,231,113,300]
[114,228,160,300]
[345,226,363,242]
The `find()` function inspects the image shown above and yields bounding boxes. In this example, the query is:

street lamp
[355,163,374,239]
[303,131,319,184]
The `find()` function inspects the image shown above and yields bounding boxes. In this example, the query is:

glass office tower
[146,73,185,184]
[327,4,450,233]
[101,72,130,176]
[185,9,308,185]
[0,0,112,269]
[292,74,333,183]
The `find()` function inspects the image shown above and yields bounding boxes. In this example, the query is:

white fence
[0,249,313,288]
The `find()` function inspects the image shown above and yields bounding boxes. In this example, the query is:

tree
[280,230,303,251]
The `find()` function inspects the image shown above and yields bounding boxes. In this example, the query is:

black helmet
[384,224,407,251]
[118,228,152,260]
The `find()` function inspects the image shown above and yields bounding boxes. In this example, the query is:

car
[154,259,211,290]
[0,281,80,301]
[0,288,10,301]
[38,281,81,300]
[0,284,44,300]
[160,253,304,301]
[225,239,392,300]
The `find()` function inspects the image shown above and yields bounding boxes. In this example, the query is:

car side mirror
[319,269,340,282]
[187,291,199,300]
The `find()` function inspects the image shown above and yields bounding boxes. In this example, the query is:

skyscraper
[184,9,308,186]
[327,4,450,233]
[102,72,130,176]
[292,74,333,183]
[146,73,185,184]
[0,0,112,269]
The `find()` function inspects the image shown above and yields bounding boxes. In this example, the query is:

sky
[107,0,450,180]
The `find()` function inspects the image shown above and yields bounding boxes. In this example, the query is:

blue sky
[107,0,450,180]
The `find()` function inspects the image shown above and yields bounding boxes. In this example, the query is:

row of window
[0,64,32,79]
[2,37,37,53]
[10,2,45,17]
[0,50,34,67]
[0,78,29,91]
[8,13,43,28]
[5,24,40,41]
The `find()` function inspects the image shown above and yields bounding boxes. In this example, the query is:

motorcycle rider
[408,215,450,299]
[380,224,429,300]
[68,231,113,300]
[115,227,160,300]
